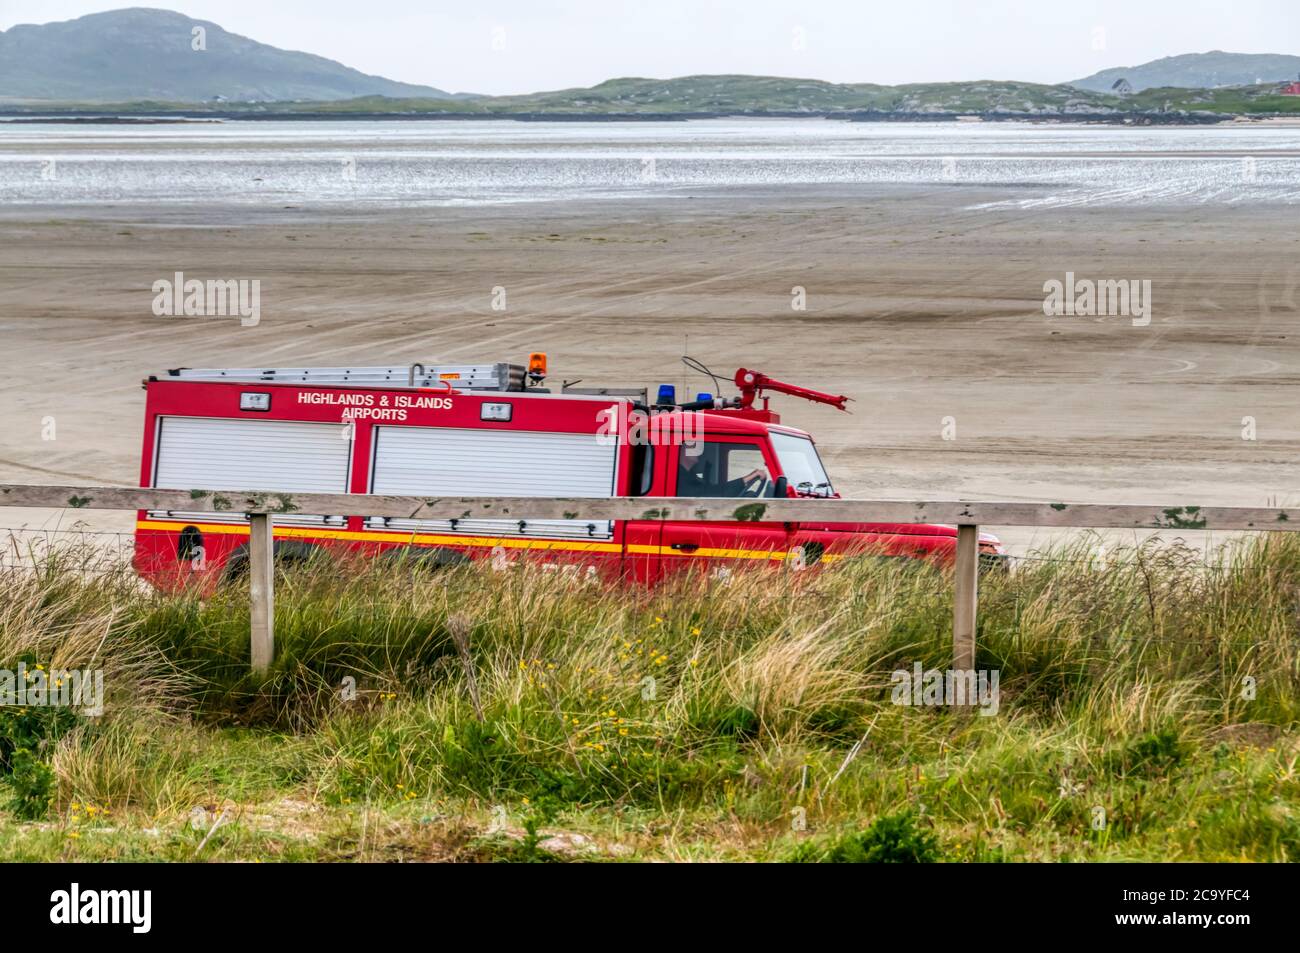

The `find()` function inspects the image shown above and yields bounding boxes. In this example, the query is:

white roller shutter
[371,426,615,497]
[368,426,616,539]
[152,417,351,524]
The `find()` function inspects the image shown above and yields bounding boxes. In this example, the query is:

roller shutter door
[152,417,351,524]
[370,426,615,497]
[368,426,615,539]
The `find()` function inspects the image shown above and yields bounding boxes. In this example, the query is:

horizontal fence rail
[1,484,1296,532]
[4,483,1297,681]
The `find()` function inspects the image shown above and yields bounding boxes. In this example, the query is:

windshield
[769,432,833,497]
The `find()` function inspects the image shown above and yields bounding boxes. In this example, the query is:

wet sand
[1,184,1297,555]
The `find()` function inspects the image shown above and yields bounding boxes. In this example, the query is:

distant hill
[0,7,459,103]
[135,75,1296,120]
[427,75,1114,115]
[2,12,1297,120]
[1070,51,1300,93]
[10,74,1300,121]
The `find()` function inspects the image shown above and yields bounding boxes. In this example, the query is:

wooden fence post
[248,513,275,674]
[953,524,978,676]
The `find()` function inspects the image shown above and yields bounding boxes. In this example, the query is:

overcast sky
[2,1,1295,95]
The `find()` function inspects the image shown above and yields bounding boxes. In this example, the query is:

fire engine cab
[132,355,1006,587]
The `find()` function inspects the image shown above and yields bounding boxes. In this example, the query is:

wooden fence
[3,482,1296,676]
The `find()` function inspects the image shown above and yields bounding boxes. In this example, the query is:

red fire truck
[132,355,1006,587]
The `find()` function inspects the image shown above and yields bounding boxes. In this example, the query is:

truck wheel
[979,553,1012,575]
[222,540,323,582]
[844,554,942,578]
[379,546,472,571]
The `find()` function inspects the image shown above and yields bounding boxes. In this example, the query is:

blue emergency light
[656,384,676,405]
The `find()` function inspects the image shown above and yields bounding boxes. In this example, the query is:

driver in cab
[677,447,770,498]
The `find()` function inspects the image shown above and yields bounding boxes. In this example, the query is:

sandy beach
[1,174,1297,554]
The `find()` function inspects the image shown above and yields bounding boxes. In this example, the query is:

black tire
[979,553,1012,575]
[379,546,472,571]
[222,540,323,582]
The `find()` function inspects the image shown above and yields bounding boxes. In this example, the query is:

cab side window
[675,441,773,498]
[629,442,655,496]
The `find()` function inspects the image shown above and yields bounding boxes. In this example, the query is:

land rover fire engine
[132,355,1006,586]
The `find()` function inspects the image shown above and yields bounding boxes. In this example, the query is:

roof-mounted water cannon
[732,368,850,413]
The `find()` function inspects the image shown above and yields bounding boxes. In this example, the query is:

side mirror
[773,475,790,498]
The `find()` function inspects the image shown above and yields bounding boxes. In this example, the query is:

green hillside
[1072,50,1300,93]
[7,75,1300,119]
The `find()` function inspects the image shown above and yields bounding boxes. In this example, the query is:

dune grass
[0,532,1297,862]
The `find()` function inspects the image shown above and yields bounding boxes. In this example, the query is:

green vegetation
[0,533,1297,862]
[789,810,940,863]
[1127,84,1300,115]
[9,75,1300,120]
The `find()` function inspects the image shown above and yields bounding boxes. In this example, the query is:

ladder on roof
[165,363,528,391]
